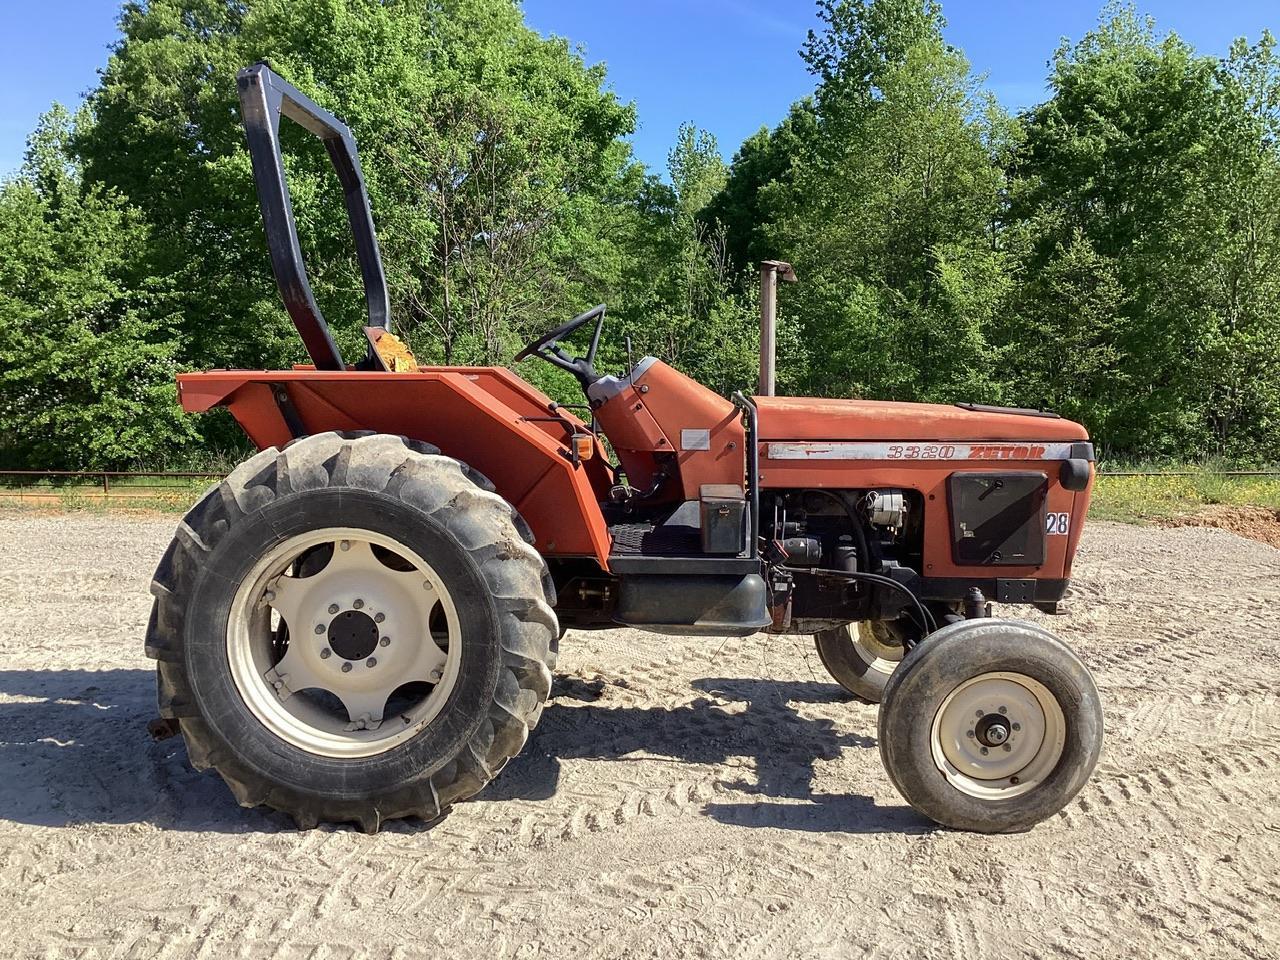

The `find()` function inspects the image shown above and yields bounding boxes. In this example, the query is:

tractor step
[613,572,771,635]
[607,518,767,634]
[607,520,758,576]
[609,519,702,557]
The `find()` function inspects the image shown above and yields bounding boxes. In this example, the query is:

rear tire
[878,619,1102,833]
[145,432,557,831]
[813,620,906,704]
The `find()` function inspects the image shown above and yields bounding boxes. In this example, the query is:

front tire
[878,619,1102,833]
[813,620,907,703]
[145,432,557,831]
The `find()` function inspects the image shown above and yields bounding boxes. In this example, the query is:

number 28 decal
[1046,512,1071,536]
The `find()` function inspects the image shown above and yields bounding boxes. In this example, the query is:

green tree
[74,0,639,379]
[754,0,1010,403]
[0,107,193,469]
[703,99,819,277]
[998,231,1127,428]
[1009,5,1280,458]
[1196,32,1280,454]
[605,124,761,395]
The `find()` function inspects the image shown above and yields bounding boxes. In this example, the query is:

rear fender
[179,368,612,566]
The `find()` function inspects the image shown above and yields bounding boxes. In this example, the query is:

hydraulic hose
[782,565,938,642]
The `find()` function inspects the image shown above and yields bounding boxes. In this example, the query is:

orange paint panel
[591,385,669,493]
[754,396,1089,443]
[224,382,297,448]
[631,360,746,499]
[177,368,611,566]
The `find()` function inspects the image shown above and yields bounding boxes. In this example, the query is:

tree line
[1,0,1278,469]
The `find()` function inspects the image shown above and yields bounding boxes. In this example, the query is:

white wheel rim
[856,621,906,675]
[929,671,1066,800]
[227,527,462,759]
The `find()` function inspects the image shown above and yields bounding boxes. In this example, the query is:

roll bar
[237,62,390,370]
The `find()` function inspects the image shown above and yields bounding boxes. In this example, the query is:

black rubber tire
[144,432,558,832]
[813,621,905,704]
[878,618,1103,833]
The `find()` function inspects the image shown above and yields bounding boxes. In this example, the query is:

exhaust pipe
[758,260,797,396]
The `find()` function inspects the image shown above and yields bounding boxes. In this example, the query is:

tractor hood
[754,397,1090,443]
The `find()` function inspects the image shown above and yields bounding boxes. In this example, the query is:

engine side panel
[758,445,1092,582]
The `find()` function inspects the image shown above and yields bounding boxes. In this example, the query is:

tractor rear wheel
[145,432,557,831]
[813,620,907,703]
[878,619,1102,833]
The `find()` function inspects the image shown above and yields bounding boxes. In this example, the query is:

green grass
[1090,466,1280,523]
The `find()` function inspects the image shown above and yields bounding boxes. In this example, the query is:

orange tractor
[147,65,1103,833]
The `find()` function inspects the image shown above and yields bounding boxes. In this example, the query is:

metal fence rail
[3,467,1280,497]
[0,470,221,498]
[1097,470,1280,477]
[7,471,1280,491]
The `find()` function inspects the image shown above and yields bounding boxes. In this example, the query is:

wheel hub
[853,620,908,677]
[227,528,461,759]
[929,672,1066,800]
[328,609,379,661]
[975,713,1011,747]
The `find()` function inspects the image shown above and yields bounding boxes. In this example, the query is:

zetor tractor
[147,65,1103,834]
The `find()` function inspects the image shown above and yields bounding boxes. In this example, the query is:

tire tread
[143,431,557,830]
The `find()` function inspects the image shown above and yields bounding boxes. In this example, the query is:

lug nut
[353,598,364,610]
[966,730,975,739]
[980,747,989,755]
[380,637,390,647]
[314,624,325,635]
[341,662,353,673]
[374,612,385,623]
[366,657,377,668]
[999,705,1008,714]
[975,710,984,718]
[1012,722,1021,731]
[320,648,332,659]
[1003,744,1012,752]
[328,604,339,615]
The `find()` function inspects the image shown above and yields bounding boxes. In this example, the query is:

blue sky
[1,1,1277,178]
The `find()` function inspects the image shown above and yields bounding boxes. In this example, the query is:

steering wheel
[514,304,607,385]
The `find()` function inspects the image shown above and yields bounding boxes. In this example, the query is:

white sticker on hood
[681,428,711,451]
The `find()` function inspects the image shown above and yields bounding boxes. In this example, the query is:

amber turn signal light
[573,434,594,461]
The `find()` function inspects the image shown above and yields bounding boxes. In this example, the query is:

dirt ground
[1163,504,1280,549]
[0,510,1278,960]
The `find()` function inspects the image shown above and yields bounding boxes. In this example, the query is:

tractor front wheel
[878,619,1102,833]
[145,432,557,831]
[813,620,908,703]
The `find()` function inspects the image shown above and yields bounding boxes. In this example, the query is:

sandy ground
[0,511,1278,959]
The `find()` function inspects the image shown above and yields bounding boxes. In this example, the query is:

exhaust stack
[758,260,797,396]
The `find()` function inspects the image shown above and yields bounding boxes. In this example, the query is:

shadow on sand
[0,667,923,835]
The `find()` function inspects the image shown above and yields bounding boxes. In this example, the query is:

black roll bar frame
[237,62,391,371]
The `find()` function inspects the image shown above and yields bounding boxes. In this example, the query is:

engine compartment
[760,486,928,633]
